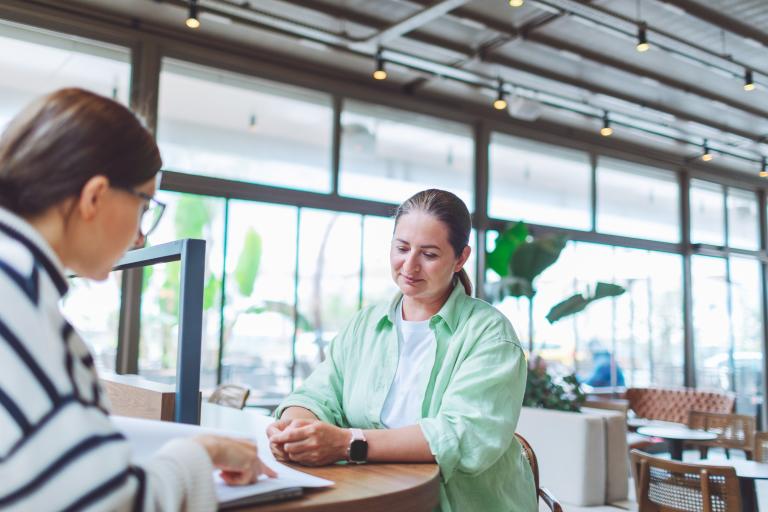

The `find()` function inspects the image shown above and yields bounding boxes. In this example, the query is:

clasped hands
[267,418,351,466]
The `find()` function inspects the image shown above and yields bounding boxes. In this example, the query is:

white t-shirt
[380,299,437,429]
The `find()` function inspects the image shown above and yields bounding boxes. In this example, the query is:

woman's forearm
[364,425,435,463]
[280,406,319,421]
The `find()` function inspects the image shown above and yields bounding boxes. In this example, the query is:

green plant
[523,357,586,412]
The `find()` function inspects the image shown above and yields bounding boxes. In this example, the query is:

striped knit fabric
[0,207,217,511]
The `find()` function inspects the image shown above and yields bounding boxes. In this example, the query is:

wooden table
[200,404,441,511]
[636,425,717,460]
[697,459,768,512]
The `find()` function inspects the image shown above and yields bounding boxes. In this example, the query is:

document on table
[112,415,333,507]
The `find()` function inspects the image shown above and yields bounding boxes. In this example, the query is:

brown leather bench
[625,387,735,424]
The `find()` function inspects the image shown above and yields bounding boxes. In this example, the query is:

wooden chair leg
[698,446,709,459]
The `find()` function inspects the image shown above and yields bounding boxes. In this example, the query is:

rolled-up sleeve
[418,338,527,483]
[274,317,354,427]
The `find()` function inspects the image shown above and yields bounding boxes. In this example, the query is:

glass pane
[727,188,759,250]
[157,59,333,192]
[596,157,679,242]
[61,274,122,373]
[729,257,763,414]
[489,133,592,229]
[690,179,725,246]
[486,239,684,388]
[339,100,473,206]
[222,201,297,400]
[140,191,225,390]
[362,215,398,308]
[692,256,729,392]
[296,210,362,387]
[0,20,131,130]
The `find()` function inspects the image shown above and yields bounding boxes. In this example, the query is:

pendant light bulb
[636,22,649,52]
[744,69,755,91]
[600,112,613,137]
[186,0,200,29]
[493,80,507,110]
[373,49,387,80]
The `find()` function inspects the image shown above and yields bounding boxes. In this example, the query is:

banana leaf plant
[485,222,625,351]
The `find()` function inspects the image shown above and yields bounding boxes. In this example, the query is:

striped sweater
[0,207,217,511]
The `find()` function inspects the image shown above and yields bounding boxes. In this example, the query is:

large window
[339,100,474,206]
[488,239,684,388]
[0,20,130,131]
[690,179,725,246]
[727,188,760,251]
[157,59,333,192]
[489,134,592,230]
[596,157,680,242]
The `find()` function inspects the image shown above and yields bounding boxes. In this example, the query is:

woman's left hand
[267,419,350,466]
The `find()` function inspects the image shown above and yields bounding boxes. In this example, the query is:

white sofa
[516,406,628,507]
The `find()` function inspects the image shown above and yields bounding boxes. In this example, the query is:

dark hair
[394,188,473,295]
[0,88,161,216]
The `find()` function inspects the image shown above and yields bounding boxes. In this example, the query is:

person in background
[584,340,625,388]
[268,189,537,512]
[0,88,275,511]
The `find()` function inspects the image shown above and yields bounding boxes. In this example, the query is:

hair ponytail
[455,268,473,296]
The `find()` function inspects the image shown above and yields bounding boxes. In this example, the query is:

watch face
[349,439,368,462]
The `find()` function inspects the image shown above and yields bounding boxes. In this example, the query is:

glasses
[116,187,166,237]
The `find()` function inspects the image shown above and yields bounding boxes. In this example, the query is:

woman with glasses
[269,189,537,512]
[0,88,275,511]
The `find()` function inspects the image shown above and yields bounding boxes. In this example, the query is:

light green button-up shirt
[276,283,537,512]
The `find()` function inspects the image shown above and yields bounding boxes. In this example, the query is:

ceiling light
[373,49,387,80]
[701,139,714,161]
[493,80,507,110]
[186,0,200,29]
[600,112,613,137]
[744,69,755,91]
[760,157,768,178]
[636,22,649,52]
[509,0,524,6]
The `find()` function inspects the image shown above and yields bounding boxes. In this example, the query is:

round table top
[627,418,685,429]
[200,403,441,512]
[696,459,768,480]
[636,425,718,441]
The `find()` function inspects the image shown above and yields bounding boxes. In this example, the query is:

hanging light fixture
[493,80,507,110]
[186,0,200,29]
[760,157,768,178]
[600,111,613,137]
[701,139,714,161]
[248,113,257,132]
[636,22,649,52]
[509,0,524,7]
[372,49,387,80]
[744,69,756,91]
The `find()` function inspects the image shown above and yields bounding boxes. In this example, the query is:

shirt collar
[0,207,69,296]
[376,280,468,334]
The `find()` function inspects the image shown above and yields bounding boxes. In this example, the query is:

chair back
[755,432,768,462]
[515,433,563,512]
[630,450,741,512]
[208,384,250,409]
[687,411,755,454]
[626,387,735,424]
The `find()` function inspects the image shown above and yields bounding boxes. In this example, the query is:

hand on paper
[195,435,277,485]
[267,419,350,466]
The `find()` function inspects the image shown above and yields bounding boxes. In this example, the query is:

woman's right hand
[193,435,277,485]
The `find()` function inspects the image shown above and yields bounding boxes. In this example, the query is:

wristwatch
[347,428,368,463]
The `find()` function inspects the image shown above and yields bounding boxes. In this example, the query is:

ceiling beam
[657,0,768,49]
[359,0,469,46]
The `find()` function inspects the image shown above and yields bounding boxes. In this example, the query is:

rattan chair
[208,384,250,409]
[515,433,564,512]
[754,431,768,462]
[687,411,755,459]
[630,449,741,511]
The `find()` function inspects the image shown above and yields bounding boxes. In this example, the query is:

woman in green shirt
[268,189,537,512]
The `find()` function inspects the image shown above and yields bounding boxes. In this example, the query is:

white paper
[112,415,333,504]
